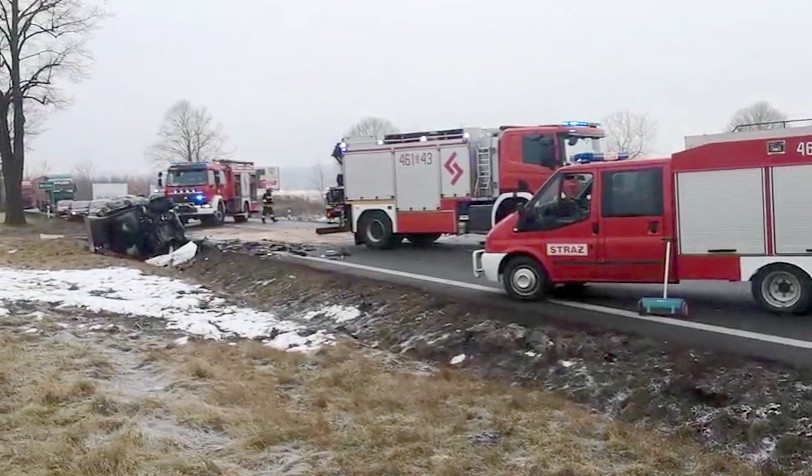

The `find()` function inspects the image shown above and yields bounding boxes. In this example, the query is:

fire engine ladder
[475,147,493,196]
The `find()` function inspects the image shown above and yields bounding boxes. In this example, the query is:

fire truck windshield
[167,169,209,186]
[563,135,601,164]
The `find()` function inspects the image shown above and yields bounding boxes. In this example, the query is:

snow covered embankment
[0,266,360,352]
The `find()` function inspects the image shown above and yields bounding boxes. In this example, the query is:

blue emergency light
[194,194,205,203]
[570,152,630,164]
[562,121,600,127]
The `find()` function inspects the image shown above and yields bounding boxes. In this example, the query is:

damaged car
[85,195,190,261]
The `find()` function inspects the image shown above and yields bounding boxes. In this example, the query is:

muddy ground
[180,240,812,475]
[2,214,812,474]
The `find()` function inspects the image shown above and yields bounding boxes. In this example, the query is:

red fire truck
[473,121,812,314]
[317,121,614,248]
[157,160,261,226]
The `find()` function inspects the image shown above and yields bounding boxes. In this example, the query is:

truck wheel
[752,264,812,315]
[203,202,226,226]
[406,234,441,247]
[233,204,249,223]
[359,211,396,250]
[503,255,550,301]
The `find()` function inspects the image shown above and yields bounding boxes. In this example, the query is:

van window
[526,172,593,229]
[600,168,663,217]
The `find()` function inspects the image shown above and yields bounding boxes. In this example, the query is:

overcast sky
[26,0,812,179]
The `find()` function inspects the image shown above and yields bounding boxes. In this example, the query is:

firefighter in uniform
[261,188,277,223]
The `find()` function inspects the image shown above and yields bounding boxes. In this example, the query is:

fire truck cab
[320,121,613,249]
[158,160,260,226]
[474,122,812,314]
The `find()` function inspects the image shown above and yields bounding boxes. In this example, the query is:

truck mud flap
[315,224,351,235]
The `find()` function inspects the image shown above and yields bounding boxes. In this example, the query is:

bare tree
[0,0,104,225]
[726,101,788,132]
[73,158,94,179]
[310,162,326,191]
[72,158,94,198]
[23,158,48,180]
[147,99,231,165]
[344,116,399,138]
[602,110,658,159]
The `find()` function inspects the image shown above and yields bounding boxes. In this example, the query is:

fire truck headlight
[201,203,212,208]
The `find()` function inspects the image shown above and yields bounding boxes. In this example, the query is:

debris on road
[145,241,198,267]
[210,238,320,257]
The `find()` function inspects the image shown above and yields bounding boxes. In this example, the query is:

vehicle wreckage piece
[85,195,189,260]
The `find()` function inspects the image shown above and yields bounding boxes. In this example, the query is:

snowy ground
[0,219,808,474]
[0,265,360,352]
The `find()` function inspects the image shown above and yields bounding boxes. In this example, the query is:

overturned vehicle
[85,195,190,260]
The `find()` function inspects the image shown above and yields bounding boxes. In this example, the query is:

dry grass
[150,340,758,476]
[0,215,126,269]
[0,332,229,476]
[0,305,759,475]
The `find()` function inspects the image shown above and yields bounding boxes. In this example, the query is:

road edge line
[286,254,812,350]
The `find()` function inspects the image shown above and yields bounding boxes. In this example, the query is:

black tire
[502,255,550,301]
[752,264,812,315]
[203,202,226,227]
[406,233,442,247]
[233,203,249,223]
[359,211,396,250]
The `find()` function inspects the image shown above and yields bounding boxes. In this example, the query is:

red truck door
[596,165,669,282]
[515,169,598,282]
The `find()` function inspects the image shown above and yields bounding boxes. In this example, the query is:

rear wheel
[359,211,397,250]
[406,233,441,247]
[502,256,550,301]
[752,264,812,315]
[233,203,249,223]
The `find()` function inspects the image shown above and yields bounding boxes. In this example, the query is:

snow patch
[0,307,8,316]
[450,354,466,365]
[0,266,332,351]
[302,305,361,323]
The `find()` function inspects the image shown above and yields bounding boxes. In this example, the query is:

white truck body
[92,183,128,201]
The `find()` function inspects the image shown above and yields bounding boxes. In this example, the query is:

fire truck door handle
[591,222,599,234]
[647,221,659,234]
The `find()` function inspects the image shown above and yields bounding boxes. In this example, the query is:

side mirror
[157,171,163,188]
[516,202,528,219]
[214,173,221,186]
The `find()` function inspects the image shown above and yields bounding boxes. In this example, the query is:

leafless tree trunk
[310,162,325,191]
[0,0,103,224]
[72,158,94,198]
[344,116,399,138]
[147,99,231,165]
[602,110,658,159]
[726,101,788,132]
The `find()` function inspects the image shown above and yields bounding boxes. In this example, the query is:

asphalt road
[195,219,812,365]
[339,238,811,338]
